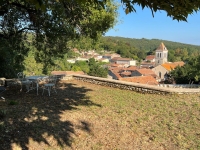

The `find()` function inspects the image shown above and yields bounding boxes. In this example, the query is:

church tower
[155,42,168,67]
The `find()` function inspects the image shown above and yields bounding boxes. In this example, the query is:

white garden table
[26,76,48,95]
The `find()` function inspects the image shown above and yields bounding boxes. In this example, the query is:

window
[160,53,161,57]
[159,72,161,78]
[157,53,159,58]
[158,60,159,63]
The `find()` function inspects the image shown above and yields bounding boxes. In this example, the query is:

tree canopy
[170,56,200,84]
[88,58,108,78]
[25,0,200,21]
[121,0,200,21]
[0,0,117,77]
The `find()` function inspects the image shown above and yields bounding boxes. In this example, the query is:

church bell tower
[155,42,168,67]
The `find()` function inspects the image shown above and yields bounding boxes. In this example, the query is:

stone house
[152,61,185,80]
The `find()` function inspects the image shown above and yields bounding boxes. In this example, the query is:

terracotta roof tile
[161,61,185,71]
[146,55,155,60]
[140,61,155,65]
[109,67,123,73]
[109,70,122,79]
[173,61,185,66]
[136,68,156,76]
[126,66,138,71]
[119,76,158,85]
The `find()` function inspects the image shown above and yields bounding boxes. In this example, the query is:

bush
[8,100,18,105]
[0,109,7,119]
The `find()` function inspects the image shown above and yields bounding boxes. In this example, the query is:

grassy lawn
[0,79,200,150]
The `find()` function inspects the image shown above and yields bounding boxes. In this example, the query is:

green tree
[0,30,29,78]
[71,65,82,71]
[170,66,189,84]
[170,56,200,84]
[26,0,200,21]
[54,54,72,71]
[123,0,199,21]
[0,0,117,77]
[88,58,108,78]
[88,58,96,67]
[168,50,176,62]
[137,51,145,60]
[73,61,90,73]
[24,50,44,76]
[180,48,188,60]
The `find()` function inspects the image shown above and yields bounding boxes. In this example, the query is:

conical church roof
[156,42,168,51]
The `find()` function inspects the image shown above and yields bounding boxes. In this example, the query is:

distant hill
[102,36,200,52]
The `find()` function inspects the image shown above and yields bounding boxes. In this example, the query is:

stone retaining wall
[64,75,178,95]
[159,84,200,88]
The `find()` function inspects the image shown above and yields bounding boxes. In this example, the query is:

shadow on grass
[0,81,101,150]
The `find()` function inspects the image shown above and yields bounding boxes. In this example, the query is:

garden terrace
[0,77,199,149]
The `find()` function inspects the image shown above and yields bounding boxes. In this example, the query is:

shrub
[0,109,7,119]
[8,100,18,105]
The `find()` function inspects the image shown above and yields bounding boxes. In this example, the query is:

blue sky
[105,5,200,46]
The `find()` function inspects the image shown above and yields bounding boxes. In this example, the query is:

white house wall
[116,60,129,64]
[129,60,136,66]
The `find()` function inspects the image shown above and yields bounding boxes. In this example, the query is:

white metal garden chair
[42,75,57,96]
[16,72,32,92]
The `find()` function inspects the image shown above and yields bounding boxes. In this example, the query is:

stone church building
[152,42,184,80]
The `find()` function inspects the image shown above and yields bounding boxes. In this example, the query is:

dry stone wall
[68,75,176,95]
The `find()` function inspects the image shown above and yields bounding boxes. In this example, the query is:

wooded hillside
[97,36,200,62]
[102,36,200,52]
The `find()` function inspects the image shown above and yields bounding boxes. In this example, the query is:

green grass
[0,80,200,150]
[79,84,200,149]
